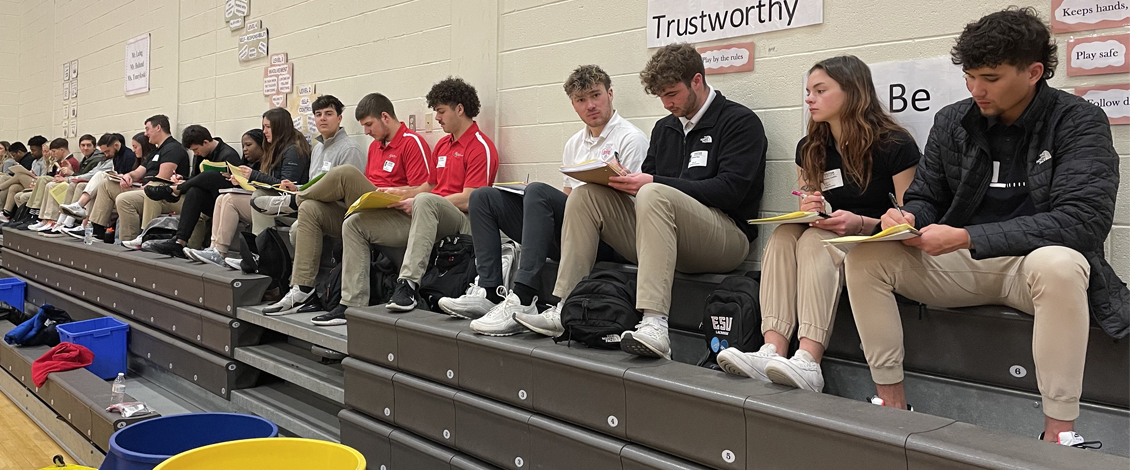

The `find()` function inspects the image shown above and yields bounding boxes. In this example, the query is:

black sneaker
[386,279,417,312]
[143,238,188,258]
[144,184,180,203]
[312,304,348,326]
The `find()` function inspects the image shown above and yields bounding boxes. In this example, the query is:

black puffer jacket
[903,81,1126,338]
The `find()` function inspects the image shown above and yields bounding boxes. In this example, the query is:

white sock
[642,310,669,329]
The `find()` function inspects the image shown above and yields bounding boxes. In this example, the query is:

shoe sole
[60,207,85,219]
[765,361,822,393]
[386,302,416,313]
[312,318,347,326]
[185,249,226,267]
[620,332,671,360]
[715,350,773,381]
[64,231,84,240]
[263,307,300,316]
[438,302,485,320]
[513,314,563,338]
[250,197,296,217]
[715,351,752,378]
[470,323,525,337]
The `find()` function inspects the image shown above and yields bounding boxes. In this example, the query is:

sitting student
[88,115,191,243]
[520,44,766,360]
[0,135,47,218]
[715,55,920,392]
[27,137,83,232]
[44,134,113,236]
[182,108,310,265]
[444,64,648,336]
[331,77,498,319]
[251,93,432,323]
[58,133,137,234]
[141,125,247,257]
[846,8,1123,449]
[0,141,28,221]
[112,133,140,174]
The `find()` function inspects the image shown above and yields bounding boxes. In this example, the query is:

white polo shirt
[561,111,650,189]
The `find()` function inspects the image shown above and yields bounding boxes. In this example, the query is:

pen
[888,192,904,217]
[791,190,831,219]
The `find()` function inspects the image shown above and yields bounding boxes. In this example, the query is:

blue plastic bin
[99,413,279,470]
[0,278,26,311]
[56,317,129,379]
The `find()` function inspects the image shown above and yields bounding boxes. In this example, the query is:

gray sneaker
[60,202,86,219]
[620,316,671,360]
[514,301,564,338]
[469,289,529,337]
[251,194,297,216]
[185,247,227,267]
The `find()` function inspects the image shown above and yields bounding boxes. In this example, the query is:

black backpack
[558,270,640,349]
[312,248,399,309]
[255,227,293,292]
[700,272,762,366]
[418,234,477,312]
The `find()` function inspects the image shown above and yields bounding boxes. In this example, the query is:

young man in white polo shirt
[441,65,648,336]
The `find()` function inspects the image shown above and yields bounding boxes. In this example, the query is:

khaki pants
[552,183,750,315]
[27,176,53,210]
[844,243,1090,421]
[89,178,135,227]
[760,225,847,346]
[1,168,35,212]
[210,193,254,255]
[90,179,183,241]
[41,181,68,221]
[13,190,31,207]
[68,182,87,203]
[340,192,470,307]
[291,165,377,287]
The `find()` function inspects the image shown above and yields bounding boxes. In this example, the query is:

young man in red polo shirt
[253,93,434,324]
[339,77,499,314]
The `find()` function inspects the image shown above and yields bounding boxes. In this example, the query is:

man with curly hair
[847,8,1122,449]
[439,65,648,336]
[338,77,499,314]
[527,44,766,358]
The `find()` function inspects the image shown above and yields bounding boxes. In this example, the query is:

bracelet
[857,215,865,235]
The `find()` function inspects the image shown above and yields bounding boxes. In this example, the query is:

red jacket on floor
[31,342,94,387]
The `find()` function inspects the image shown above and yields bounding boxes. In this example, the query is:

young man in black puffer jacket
[845,7,1124,450]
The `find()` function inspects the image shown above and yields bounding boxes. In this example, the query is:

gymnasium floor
[0,391,71,470]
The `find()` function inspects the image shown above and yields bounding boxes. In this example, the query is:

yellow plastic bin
[152,438,364,470]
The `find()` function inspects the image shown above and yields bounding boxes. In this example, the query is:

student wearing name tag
[717,55,920,394]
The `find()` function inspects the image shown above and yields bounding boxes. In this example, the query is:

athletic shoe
[386,279,417,312]
[716,343,777,381]
[0,213,8,223]
[27,221,47,231]
[250,194,297,216]
[60,202,86,219]
[1039,431,1102,450]
[437,284,496,320]
[41,223,68,238]
[144,184,179,203]
[122,235,144,250]
[620,316,671,360]
[311,304,348,327]
[34,221,56,232]
[470,288,528,336]
[263,285,313,316]
[224,254,258,270]
[765,349,824,392]
[63,224,85,239]
[514,301,564,338]
[185,247,226,267]
[866,396,914,412]
[14,220,35,231]
[143,239,188,258]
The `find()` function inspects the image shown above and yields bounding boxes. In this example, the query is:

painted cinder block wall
[1,0,1126,277]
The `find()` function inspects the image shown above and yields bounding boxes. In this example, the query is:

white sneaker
[60,215,75,227]
[765,349,824,392]
[27,221,47,231]
[122,235,144,250]
[514,301,564,338]
[34,221,56,232]
[469,288,528,336]
[716,343,778,381]
[60,202,86,219]
[224,254,258,270]
[437,284,497,320]
[620,316,671,360]
[1042,431,1102,450]
[263,285,312,316]
[63,224,86,239]
[0,213,8,223]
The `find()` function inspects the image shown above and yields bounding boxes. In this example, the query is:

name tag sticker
[821,169,844,191]
[689,151,708,168]
[151,154,160,162]
[383,160,395,172]
[321,160,332,172]
[437,156,447,168]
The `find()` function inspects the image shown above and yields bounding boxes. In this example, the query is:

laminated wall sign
[1075,83,1130,125]
[239,27,268,62]
[226,0,250,30]
[1067,34,1130,76]
[124,33,150,95]
[1051,0,1130,33]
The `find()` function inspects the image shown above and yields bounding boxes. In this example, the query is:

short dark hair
[28,135,47,148]
[564,65,613,97]
[49,138,69,150]
[181,125,214,148]
[312,95,344,115]
[78,134,96,146]
[145,114,172,134]
[97,133,117,147]
[952,7,1057,80]
[9,142,26,153]
[640,43,706,96]
[355,93,397,121]
[426,77,480,118]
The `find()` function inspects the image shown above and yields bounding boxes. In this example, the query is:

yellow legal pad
[49,181,70,204]
[824,223,921,245]
[346,190,405,216]
[747,211,824,225]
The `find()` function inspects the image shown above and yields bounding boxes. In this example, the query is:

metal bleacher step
[230,381,342,442]
[233,341,345,404]
[236,306,348,355]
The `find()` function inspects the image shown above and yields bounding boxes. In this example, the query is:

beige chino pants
[760,224,847,346]
[291,165,378,287]
[844,243,1090,421]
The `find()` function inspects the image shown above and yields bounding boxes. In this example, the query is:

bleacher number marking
[443,429,451,439]
[514,457,525,467]
[518,390,527,400]
[607,415,618,427]
[722,450,736,463]
[1010,365,1027,378]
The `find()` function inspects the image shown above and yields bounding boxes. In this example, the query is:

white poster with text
[869,57,968,152]
[647,0,822,47]
[124,34,150,96]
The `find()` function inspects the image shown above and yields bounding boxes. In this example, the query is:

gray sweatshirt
[308,127,365,179]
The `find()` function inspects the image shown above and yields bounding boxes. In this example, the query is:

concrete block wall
[0,0,1126,278]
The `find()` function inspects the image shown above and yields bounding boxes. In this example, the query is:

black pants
[176,171,234,242]
[469,182,618,291]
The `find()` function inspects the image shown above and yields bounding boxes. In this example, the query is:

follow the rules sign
[647,0,823,48]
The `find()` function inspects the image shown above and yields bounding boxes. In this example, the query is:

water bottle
[111,373,126,404]
[83,222,94,245]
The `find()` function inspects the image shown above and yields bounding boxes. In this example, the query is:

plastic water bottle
[111,373,126,404]
[83,222,94,245]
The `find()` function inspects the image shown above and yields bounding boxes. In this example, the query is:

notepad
[824,224,921,245]
[747,211,825,225]
[198,160,229,173]
[49,182,69,204]
[346,190,405,216]
[561,158,629,185]
[492,181,528,195]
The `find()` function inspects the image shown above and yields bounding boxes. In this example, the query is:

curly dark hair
[639,43,706,96]
[952,7,1057,80]
[426,77,480,118]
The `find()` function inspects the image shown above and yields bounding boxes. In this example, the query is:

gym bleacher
[0,228,1126,469]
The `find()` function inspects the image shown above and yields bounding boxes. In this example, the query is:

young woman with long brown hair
[717,55,920,392]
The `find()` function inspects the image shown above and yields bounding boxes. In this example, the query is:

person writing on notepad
[439,65,647,336]
[716,55,920,393]
[845,8,1123,449]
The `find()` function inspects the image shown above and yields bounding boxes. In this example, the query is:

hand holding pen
[791,190,831,218]
[880,192,915,230]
